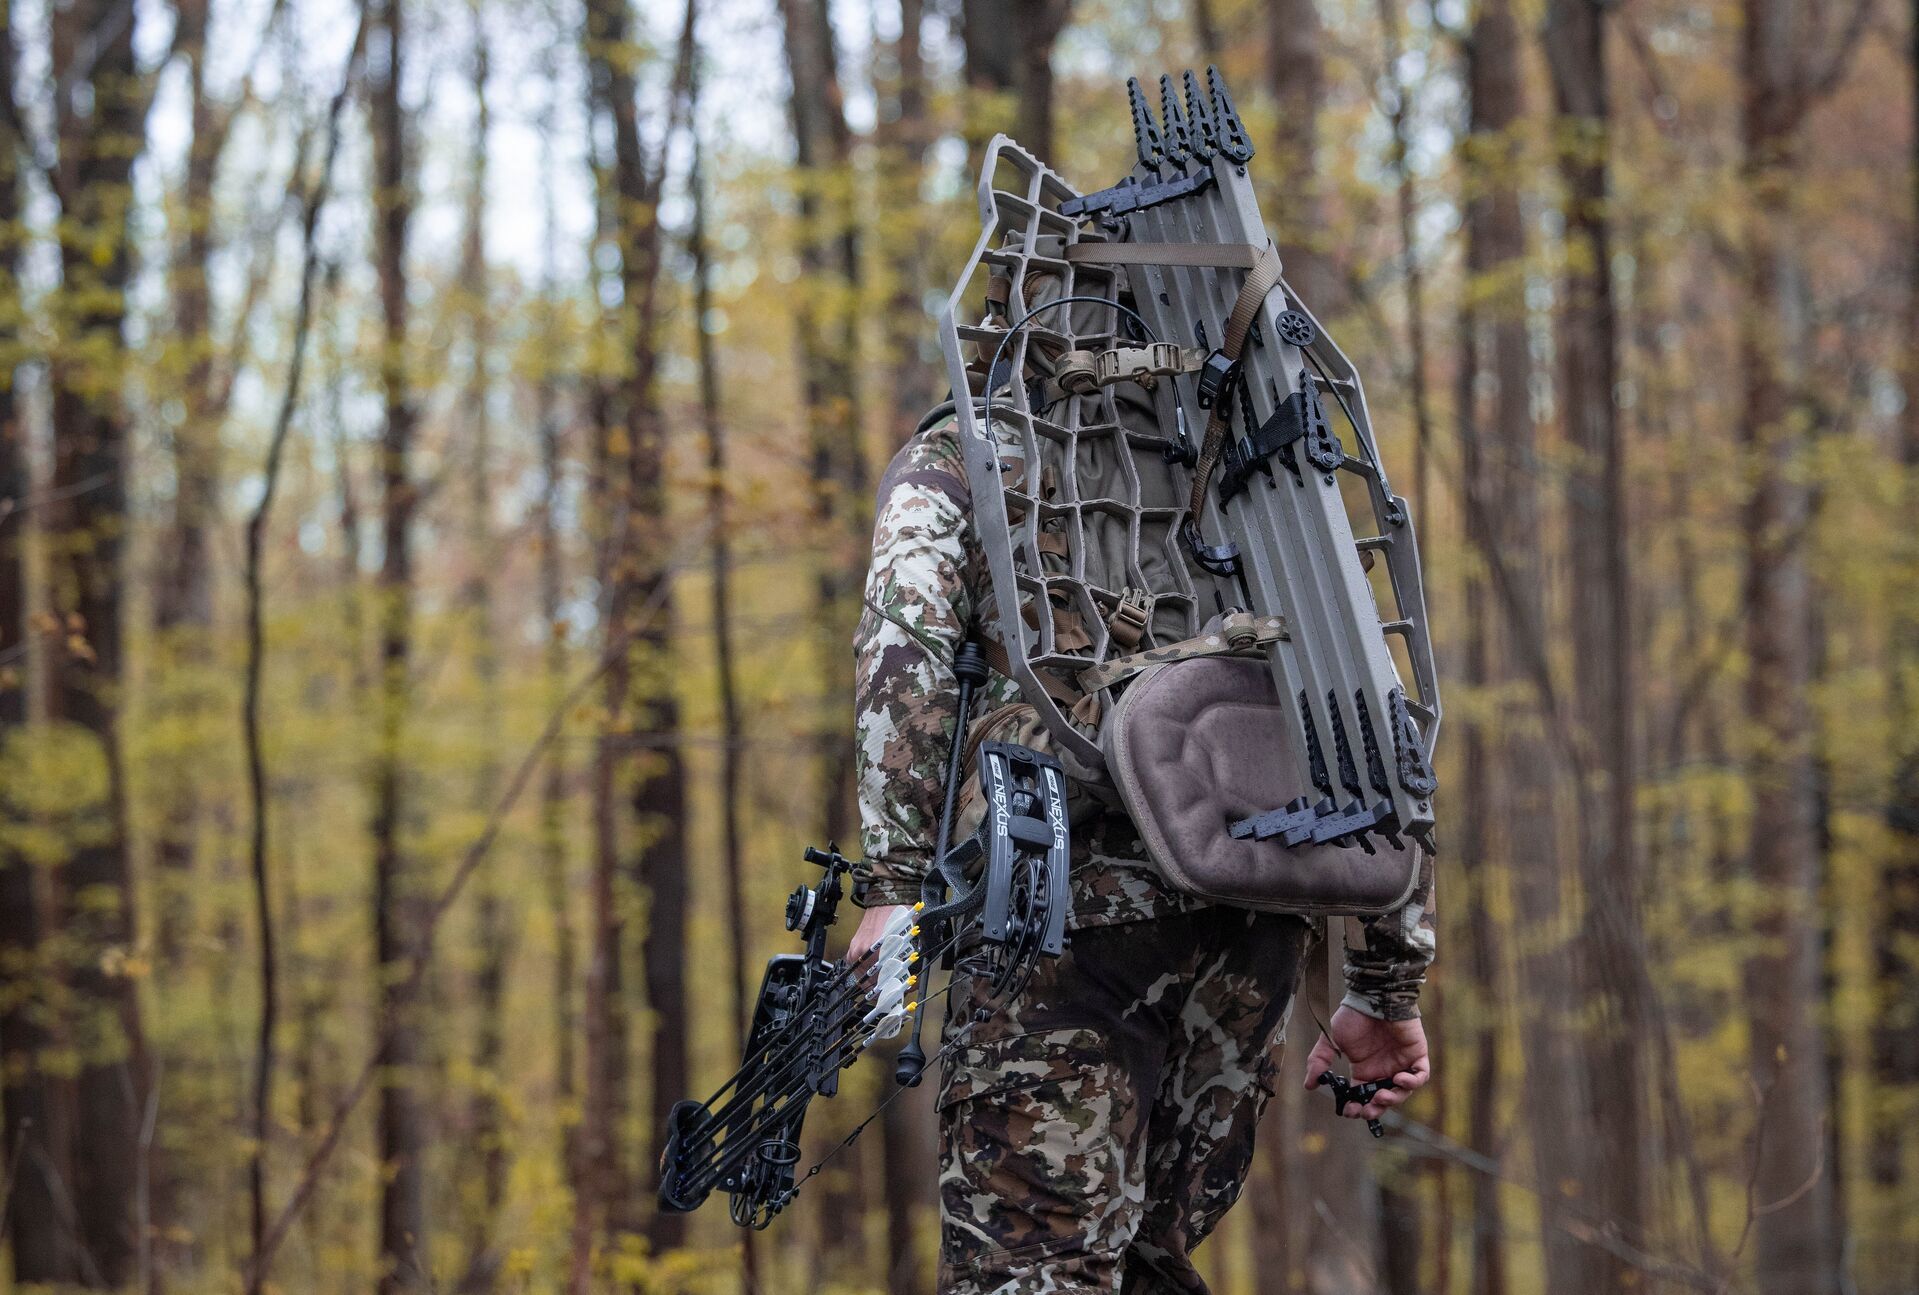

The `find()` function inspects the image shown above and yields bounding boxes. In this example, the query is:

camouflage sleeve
[852,427,975,908]
[1340,851,1435,1021]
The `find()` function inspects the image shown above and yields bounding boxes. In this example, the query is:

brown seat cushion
[1101,656,1420,914]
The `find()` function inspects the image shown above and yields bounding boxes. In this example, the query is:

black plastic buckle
[1195,350,1235,410]
[1180,518,1240,577]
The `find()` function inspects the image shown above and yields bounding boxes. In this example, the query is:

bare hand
[846,903,913,967]
[1303,1006,1430,1121]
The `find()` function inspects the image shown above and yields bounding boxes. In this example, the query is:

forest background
[0,0,1914,1291]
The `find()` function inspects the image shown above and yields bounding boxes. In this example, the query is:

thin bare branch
[239,11,367,1288]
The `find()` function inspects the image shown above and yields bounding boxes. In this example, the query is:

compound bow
[657,653,1072,1228]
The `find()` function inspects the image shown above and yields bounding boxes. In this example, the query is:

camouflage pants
[935,907,1313,1294]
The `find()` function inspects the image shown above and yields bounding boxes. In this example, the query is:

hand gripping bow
[657,733,1071,1229]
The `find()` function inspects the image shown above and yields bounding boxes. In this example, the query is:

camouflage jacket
[852,414,1436,1020]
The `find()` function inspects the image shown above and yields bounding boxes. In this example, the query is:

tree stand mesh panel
[936,69,1440,854]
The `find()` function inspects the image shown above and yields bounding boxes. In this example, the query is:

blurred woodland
[0,0,1915,1290]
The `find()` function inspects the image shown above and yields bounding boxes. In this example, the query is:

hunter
[845,408,1436,1294]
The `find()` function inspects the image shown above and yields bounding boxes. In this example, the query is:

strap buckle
[1106,588,1152,650]
[1195,350,1235,409]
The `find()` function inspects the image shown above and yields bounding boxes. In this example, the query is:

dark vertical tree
[958,0,1072,160]
[367,0,428,1282]
[1377,0,1434,507]
[873,12,939,1251]
[1191,0,1221,61]
[879,0,935,448]
[1876,0,1919,1255]
[688,87,762,1292]
[458,12,508,1287]
[1540,0,1647,1278]
[572,192,629,1292]
[0,4,71,1281]
[1452,7,1523,1294]
[153,0,221,966]
[778,3,873,1273]
[533,84,577,1193]
[1450,3,1599,1290]
[1736,2,1848,1288]
[780,0,867,850]
[44,0,157,1278]
[574,0,695,1272]
[1265,0,1339,311]
[1375,3,1437,1267]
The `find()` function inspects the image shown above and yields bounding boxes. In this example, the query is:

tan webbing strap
[1074,613,1288,693]
[976,634,1083,709]
[1187,243,1286,519]
[1064,242,1267,270]
[1052,606,1093,652]
[1034,531,1070,559]
[984,271,1012,316]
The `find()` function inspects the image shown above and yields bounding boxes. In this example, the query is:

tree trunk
[152,0,221,969]
[459,18,508,1288]
[45,0,153,1278]
[880,0,935,448]
[534,96,578,1201]
[1377,1,1438,1266]
[369,0,428,1283]
[1454,18,1520,1295]
[1192,0,1221,60]
[572,355,629,1288]
[1264,0,1339,312]
[1377,0,1434,509]
[1737,4,1838,1288]
[780,0,868,853]
[1460,3,1596,1290]
[0,4,72,1281]
[1453,228,1505,1293]
[1540,6,1648,1279]
[527,71,580,1254]
[1457,569,1505,1295]
[575,0,694,1268]
[778,3,872,1271]
[0,809,69,1290]
[688,88,762,1292]
[1290,945,1381,1295]
[958,0,1071,160]
[1261,4,1373,1283]
[1874,0,1919,1257]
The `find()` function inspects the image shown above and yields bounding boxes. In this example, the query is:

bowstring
[795,1034,957,1191]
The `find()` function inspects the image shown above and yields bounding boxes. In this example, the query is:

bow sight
[656,739,1071,1229]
